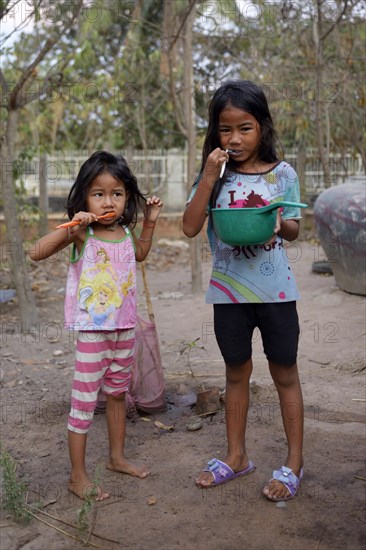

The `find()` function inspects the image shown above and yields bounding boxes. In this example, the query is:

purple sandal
[196,458,255,488]
[263,465,304,501]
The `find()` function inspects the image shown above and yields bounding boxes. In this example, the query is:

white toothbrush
[220,149,237,179]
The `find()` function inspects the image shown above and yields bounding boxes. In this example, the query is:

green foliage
[175,337,206,377]
[76,467,101,534]
[1,0,364,160]
[76,492,96,533]
[0,445,31,524]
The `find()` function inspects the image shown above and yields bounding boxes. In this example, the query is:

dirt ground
[0,234,365,550]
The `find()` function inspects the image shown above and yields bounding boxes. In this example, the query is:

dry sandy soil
[0,234,365,550]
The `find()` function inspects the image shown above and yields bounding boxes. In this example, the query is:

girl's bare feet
[69,473,110,501]
[107,457,149,478]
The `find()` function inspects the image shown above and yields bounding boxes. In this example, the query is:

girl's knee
[269,361,299,384]
[68,422,90,434]
[226,359,252,383]
[106,392,126,403]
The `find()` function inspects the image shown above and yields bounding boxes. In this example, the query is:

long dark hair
[66,151,146,227]
[200,80,281,210]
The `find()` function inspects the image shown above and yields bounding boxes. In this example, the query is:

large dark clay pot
[313,182,366,296]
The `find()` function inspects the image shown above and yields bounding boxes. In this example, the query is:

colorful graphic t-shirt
[189,161,302,304]
[64,227,136,330]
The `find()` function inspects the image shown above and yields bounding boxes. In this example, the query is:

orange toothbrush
[56,212,116,229]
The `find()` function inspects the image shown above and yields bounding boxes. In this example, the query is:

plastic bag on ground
[96,315,167,416]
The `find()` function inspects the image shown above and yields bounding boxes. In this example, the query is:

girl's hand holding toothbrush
[201,148,230,189]
[56,212,115,229]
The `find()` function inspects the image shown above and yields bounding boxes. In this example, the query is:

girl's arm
[133,196,163,262]
[28,211,96,261]
[29,228,75,261]
[183,148,227,238]
[271,210,299,243]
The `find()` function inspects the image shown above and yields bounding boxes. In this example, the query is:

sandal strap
[204,459,234,482]
[272,466,302,497]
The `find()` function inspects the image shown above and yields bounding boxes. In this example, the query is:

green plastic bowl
[212,201,308,246]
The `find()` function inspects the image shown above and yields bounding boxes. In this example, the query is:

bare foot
[107,457,149,478]
[196,455,251,488]
[69,474,110,501]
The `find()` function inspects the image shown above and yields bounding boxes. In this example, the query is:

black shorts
[213,302,299,367]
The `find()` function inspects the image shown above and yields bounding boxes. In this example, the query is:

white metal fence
[285,151,364,198]
[23,149,364,210]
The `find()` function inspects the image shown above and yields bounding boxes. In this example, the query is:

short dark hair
[66,151,146,227]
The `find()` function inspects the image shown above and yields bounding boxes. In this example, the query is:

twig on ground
[84,501,98,546]
[308,358,331,365]
[34,508,120,545]
[27,509,100,548]
[166,371,224,378]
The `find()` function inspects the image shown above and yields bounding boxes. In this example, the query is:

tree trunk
[1,109,39,330]
[161,0,202,293]
[38,153,49,237]
[137,82,153,194]
[314,1,333,188]
[296,138,309,239]
[296,137,307,199]
[183,1,202,294]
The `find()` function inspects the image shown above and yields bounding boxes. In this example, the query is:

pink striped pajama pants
[68,329,135,434]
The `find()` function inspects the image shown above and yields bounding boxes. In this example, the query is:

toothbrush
[220,149,236,179]
[56,212,116,229]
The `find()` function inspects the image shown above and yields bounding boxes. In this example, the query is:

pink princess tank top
[64,226,136,331]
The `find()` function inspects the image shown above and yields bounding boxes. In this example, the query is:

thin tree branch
[18,46,78,107]
[169,0,197,50]
[8,0,84,109]
[27,509,100,548]
[0,68,7,98]
[0,0,22,20]
[321,0,349,41]
[11,37,58,108]
[168,50,187,138]
[0,0,43,47]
